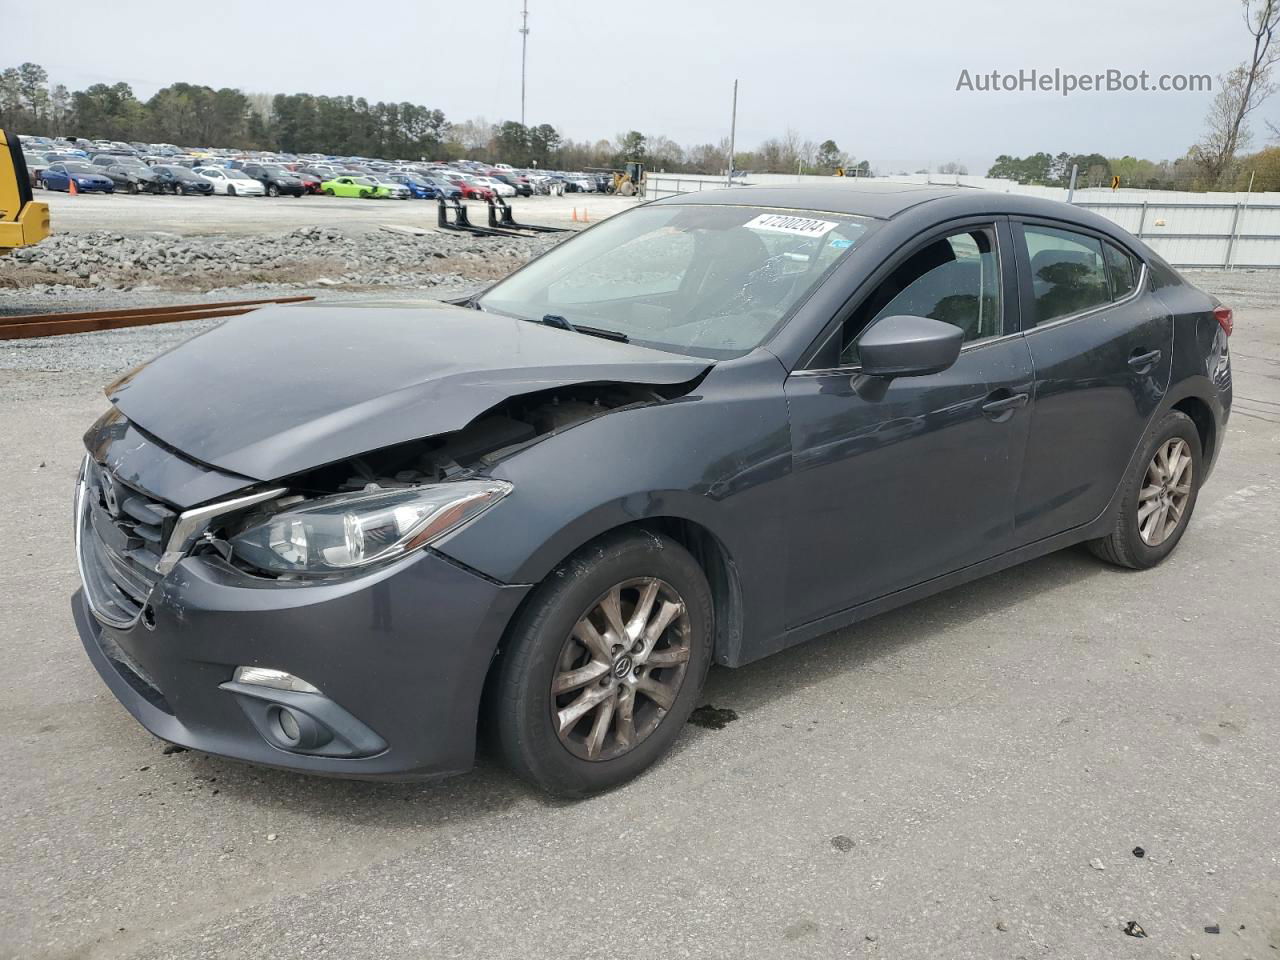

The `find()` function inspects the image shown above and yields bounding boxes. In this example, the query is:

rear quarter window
[1104,241,1140,299]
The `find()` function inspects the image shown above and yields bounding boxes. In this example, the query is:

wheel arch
[490,513,745,668]
[1171,394,1216,465]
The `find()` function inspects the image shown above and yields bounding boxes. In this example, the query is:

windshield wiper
[539,313,577,332]
[529,314,629,343]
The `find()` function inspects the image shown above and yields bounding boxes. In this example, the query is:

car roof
[650,183,1114,226]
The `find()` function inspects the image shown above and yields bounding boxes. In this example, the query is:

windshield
[478,203,877,359]
[65,162,96,174]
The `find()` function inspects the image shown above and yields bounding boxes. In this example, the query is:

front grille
[78,458,176,627]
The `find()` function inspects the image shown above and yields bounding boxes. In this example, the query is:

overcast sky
[7,0,1268,172]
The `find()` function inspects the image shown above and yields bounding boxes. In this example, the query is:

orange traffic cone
[571,207,578,222]
[68,177,78,197]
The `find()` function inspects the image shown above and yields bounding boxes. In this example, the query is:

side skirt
[739,512,1115,667]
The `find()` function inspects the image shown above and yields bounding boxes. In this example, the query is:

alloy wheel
[1138,437,1193,546]
[551,578,692,762]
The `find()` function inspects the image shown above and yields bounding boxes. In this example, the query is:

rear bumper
[73,549,530,779]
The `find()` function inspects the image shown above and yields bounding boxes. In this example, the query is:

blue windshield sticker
[829,237,853,249]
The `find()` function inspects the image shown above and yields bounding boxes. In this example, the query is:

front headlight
[229,480,510,575]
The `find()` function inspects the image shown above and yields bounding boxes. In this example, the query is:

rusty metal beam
[0,295,314,341]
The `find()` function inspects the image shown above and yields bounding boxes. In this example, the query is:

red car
[291,170,323,194]
[441,175,494,201]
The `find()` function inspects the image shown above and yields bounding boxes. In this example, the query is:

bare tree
[1193,0,1280,185]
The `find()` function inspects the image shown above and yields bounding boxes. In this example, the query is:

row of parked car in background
[18,135,617,201]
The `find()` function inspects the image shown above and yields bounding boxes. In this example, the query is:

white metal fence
[642,172,1280,269]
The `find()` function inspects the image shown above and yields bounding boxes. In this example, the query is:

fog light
[275,707,301,744]
[232,666,320,694]
[263,703,331,751]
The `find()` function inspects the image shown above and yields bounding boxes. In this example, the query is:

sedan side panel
[782,336,1035,628]
[1013,290,1174,543]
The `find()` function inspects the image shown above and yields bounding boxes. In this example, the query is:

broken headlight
[229,481,511,575]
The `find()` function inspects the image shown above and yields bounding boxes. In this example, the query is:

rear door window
[1022,226,1110,325]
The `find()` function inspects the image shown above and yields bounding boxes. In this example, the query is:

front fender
[432,354,793,661]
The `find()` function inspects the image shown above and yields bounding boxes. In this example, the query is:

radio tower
[519,0,530,128]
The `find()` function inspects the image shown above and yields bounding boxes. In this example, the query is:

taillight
[1213,305,1233,337]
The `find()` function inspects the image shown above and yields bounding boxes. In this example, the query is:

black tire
[323,188,334,196]
[493,529,714,797]
[1088,410,1202,569]
[129,181,141,195]
[174,184,185,196]
[227,185,236,197]
[267,184,280,197]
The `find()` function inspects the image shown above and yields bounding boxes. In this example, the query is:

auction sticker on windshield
[744,213,839,237]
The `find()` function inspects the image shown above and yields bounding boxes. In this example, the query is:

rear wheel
[267,184,280,197]
[227,185,236,197]
[359,189,370,199]
[323,188,334,196]
[493,530,713,797]
[174,184,185,196]
[1088,410,1202,569]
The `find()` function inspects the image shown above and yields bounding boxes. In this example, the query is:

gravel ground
[0,225,564,298]
[1,265,1277,959]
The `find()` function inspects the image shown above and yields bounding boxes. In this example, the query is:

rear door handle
[981,392,1029,419]
[1128,349,1162,371]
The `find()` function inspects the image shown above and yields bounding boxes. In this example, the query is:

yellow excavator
[0,128,51,254]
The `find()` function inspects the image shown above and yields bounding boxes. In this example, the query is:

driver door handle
[981,392,1029,419]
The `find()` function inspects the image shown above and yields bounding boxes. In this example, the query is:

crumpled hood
[107,303,710,481]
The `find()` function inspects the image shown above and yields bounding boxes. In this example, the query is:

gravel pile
[1,226,566,294]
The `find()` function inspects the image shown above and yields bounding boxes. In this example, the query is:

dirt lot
[0,268,1277,959]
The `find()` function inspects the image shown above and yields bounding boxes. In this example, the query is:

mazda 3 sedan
[73,184,1232,796]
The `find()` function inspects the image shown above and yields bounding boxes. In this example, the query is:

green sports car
[320,175,393,199]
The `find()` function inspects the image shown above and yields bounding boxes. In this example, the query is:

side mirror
[856,315,964,379]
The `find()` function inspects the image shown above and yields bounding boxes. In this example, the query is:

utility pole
[519,0,530,128]
[726,79,738,187]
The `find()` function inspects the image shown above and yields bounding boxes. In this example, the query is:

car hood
[106,303,711,482]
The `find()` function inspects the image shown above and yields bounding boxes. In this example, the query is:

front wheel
[1088,410,1202,569]
[174,184,185,196]
[493,530,713,797]
[227,185,236,197]
[267,184,280,197]
[323,188,334,196]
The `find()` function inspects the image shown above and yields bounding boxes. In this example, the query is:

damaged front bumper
[73,430,531,779]
[73,546,529,779]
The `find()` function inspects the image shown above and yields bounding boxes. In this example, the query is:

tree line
[0,62,865,175]
[990,1,1280,192]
